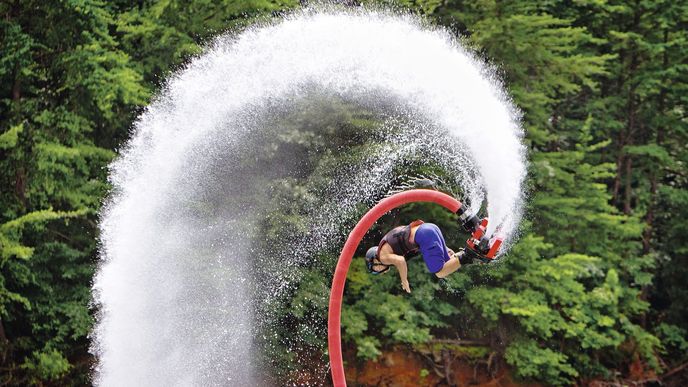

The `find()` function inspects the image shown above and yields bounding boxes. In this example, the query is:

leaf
[0,123,24,149]
[1,210,84,261]
[624,144,674,165]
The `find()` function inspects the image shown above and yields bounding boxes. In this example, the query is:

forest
[1,0,687,386]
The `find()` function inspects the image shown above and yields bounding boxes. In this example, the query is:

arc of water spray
[92,7,526,386]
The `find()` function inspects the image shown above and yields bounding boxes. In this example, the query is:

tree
[0,1,146,383]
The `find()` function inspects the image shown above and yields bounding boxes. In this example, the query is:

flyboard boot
[455,204,503,263]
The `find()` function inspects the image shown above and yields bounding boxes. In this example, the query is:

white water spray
[92,7,526,386]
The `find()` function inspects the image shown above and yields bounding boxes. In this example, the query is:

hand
[401,279,411,293]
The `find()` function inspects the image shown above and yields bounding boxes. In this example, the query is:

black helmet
[365,247,378,262]
[365,246,390,275]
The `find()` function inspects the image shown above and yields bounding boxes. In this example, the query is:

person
[365,220,463,293]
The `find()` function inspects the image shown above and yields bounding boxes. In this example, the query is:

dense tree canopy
[1,0,686,385]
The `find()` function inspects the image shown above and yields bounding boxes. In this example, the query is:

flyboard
[327,189,502,386]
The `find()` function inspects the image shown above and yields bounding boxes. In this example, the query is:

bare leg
[435,255,461,278]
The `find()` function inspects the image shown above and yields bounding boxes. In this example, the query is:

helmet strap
[367,257,392,274]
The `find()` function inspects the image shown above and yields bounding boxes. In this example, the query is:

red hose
[327,189,462,386]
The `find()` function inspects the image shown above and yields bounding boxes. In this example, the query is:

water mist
[92,7,526,386]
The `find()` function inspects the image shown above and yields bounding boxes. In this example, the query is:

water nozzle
[456,205,480,234]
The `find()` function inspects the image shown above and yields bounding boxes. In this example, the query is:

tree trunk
[624,156,633,215]
[613,151,623,205]
[643,29,669,253]
[12,59,21,101]
[12,78,21,101]
[15,167,27,209]
[0,317,6,342]
[11,66,26,208]
[620,1,640,213]
[643,175,656,253]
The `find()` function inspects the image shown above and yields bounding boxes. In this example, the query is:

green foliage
[464,232,659,382]
[0,124,24,150]
[431,3,682,382]
[21,348,71,383]
[0,0,147,384]
[460,116,659,383]
[1,0,686,385]
[343,257,460,359]
[366,0,444,15]
[656,323,688,358]
[115,0,300,88]
[1,209,82,261]
[436,1,612,146]
[531,118,644,259]
[505,338,578,385]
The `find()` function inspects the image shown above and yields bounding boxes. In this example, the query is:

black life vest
[378,220,424,257]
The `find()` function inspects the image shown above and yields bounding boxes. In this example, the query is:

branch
[428,339,489,346]
[663,361,688,379]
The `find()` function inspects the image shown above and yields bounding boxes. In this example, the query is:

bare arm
[379,248,411,293]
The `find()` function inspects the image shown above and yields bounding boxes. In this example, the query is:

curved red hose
[327,189,462,386]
